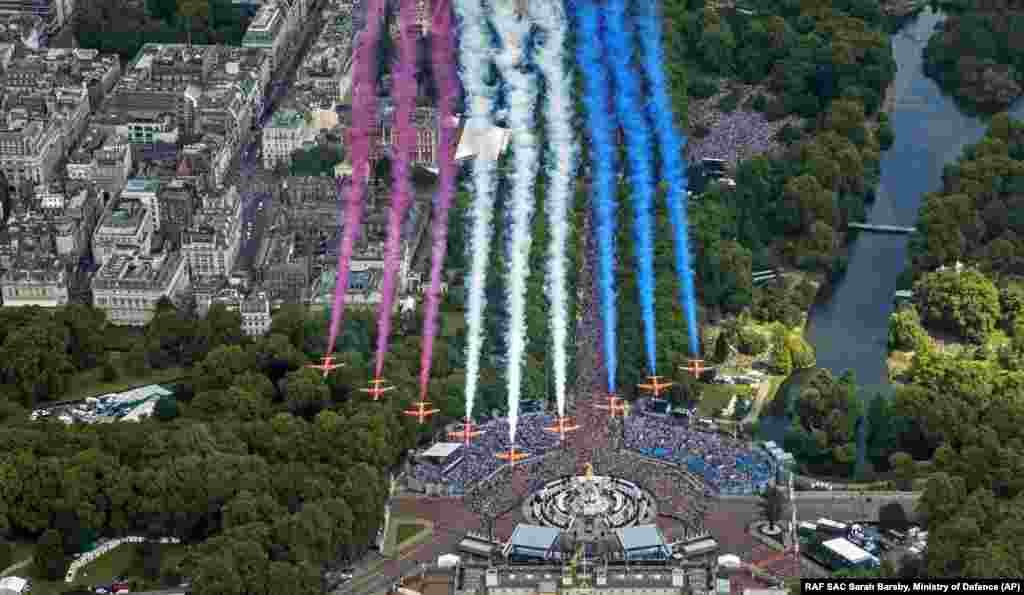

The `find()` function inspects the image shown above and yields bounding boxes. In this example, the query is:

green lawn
[23,543,187,595]
[441,312,465,337]
[396,524,426,545]
[64,360,184,401]
[697,384,737,417]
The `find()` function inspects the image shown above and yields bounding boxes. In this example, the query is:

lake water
[805,8,1024,398]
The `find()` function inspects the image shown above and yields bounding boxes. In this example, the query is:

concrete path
[0,557,31,578]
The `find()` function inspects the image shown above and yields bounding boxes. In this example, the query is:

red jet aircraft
[360,378,396,401]
[305,355,345,379]
[448,417,485,446]
[403,400,440,423]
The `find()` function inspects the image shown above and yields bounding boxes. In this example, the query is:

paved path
[0,558,31,578]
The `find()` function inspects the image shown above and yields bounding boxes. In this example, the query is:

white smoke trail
[533,0,576,419]
[456,0,498,422]
[493,0,539,447]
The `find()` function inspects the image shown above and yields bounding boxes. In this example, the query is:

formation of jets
[448,416,485,445]
[306,354,345,379]
[360,377,396,401]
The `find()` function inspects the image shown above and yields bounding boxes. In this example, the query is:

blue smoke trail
[574,0,619,393]
[606,0,658,375]
[635,0,700,356]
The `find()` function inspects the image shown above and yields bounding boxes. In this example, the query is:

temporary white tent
[717,554,742,568]
[437,554,461,568]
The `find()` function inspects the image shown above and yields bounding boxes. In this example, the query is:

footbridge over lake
[848,223,916,234]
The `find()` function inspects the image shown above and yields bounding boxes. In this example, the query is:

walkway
[0,558,31,578]
[848,222,916,234]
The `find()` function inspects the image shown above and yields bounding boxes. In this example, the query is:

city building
[255,230,311,304]
[0,254,68,306]
[281,175,339,230]
[91,249,189,325]
[1,48,121,107]
[471,558,715,595]
[181,186,242,279]
[52,183,102,259]
[373,103,439,168]
[91,199,152,265]
[298,1,355,102]
[121,178,163,231]
[0,112,64,187]
[0,0,74,33]
[91,135,133,197]
[242,3,287,71]
[239,290,270,335]
[156,179,199,238]
[262,108,316,169]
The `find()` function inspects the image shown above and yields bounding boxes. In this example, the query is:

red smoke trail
[418,0,458,400]
[326,0,386,356]
[373,0,420,376]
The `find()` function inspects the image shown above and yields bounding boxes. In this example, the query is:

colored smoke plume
[327,0,386,355]
[534,0,577,418]
[493,0,540,447]
[635,0,700,356]
[607,0,659,375]
[418,0,460,400]
[574,0,619,393]
[456,0,498,421]
[374,0,421,376]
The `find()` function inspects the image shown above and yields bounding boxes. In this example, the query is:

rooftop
[508,525,560,554]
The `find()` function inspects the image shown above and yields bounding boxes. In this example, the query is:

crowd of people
[685,85,801,169]
[623,415,774,495]
[409,413,563,489]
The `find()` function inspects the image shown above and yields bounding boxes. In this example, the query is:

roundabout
[522,463,659,542]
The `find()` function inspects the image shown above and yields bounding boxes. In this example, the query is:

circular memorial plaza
[522,465,658,541]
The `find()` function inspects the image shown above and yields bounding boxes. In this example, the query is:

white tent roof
[0,576,28,594]
[421,443,462,458]
[438,554,460,568]
[823,537,872,563]
[717,554,742,567]
[455,121,511,162]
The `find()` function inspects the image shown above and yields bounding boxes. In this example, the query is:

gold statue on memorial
[584,462,594,480]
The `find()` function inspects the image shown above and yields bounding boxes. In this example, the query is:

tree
[889,452,917,491]
[888,306,931,352]
[770,333,793,375]
[206,303,245,349]
[55,304,107,370]
[0,540,12,572]
[758,485,787,531]
[713,331,731,364]
[878,502,908,531]
[283,368,330,417]
[177,0,210,46]
[0,319,75,406]
[35,529,67,581]
[914,268,1001,343]
[738,327,769,356]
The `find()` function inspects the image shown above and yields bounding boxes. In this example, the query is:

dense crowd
[409,413,563,488]
[623,415,774,495]
[685,86,801,169]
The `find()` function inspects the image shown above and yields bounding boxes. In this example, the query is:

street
[224,2,325,274]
